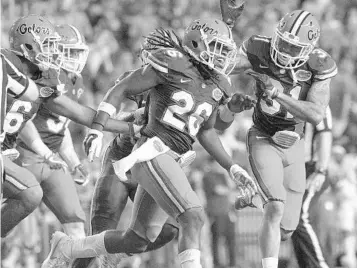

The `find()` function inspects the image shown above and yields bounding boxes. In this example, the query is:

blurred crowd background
[1,0,357,267]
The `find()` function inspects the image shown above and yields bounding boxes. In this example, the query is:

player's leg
[291,162,329,268]
[247,128,285,268]
[132,152,204,267]
[40,165,86,238]
[72,144,132,268]
[1,156,43,237]
[145,217,178,252]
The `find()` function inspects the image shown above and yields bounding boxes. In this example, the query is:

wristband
[98,102,117,117]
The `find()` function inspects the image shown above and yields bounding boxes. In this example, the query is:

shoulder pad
[146,48,190,74]
[240,35,271,57]
[308,49,338,81]
[0,49,25,73]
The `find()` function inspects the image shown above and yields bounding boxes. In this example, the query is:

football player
[15,23,90,239]
[42,19,255,268]
[1,51,43,234]
[219,10,337,268]
[291,106,332,268]
[1,15,138,238]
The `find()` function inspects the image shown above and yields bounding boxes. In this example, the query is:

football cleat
[42,231,72,268]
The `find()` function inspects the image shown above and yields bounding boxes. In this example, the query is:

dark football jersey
[241,35,338,136]
[18,70,83,152]
[1,49,59,150]
[142,48,232,154]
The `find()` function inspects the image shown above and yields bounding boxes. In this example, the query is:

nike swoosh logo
[259,64,269,69]
[180,78,191,83]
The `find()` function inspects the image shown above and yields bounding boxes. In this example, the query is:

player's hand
[246,70,279,98]
[220,0,245,29]
[229,164,257,193]
[44,153,68,170]
[83,129,104,162]
[306,172,326,193]
[72,164,90,186]
[133,107,146,125]
[227,93,256,113]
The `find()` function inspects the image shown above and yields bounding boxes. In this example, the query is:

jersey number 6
[162,90,213,136]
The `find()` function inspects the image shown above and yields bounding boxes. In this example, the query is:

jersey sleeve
[308,49,338,81]
[146,48,189,76]
[315,106,332,132]
[239,35,270,59]
[1,53,29,98]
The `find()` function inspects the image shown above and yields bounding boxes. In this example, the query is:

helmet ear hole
[192,41,198,48]
[25,44,33,50]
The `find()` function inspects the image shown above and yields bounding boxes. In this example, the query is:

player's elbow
[308,113,324,126]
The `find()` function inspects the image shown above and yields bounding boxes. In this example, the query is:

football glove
[227,93,256,113]
[83,129,104,162]
[229,164,257,192]
[44,152,68,170]
[246,70,280,99]
[220,0,245,29]
[72,164,90,186]
[2,148,20,161]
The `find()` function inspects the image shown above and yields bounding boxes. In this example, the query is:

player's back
[241,35,337,136]
[143,47,231,154]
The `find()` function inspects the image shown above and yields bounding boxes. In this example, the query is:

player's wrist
[31,138,53,159]
[269,87,280,99]
[98,101,116,117]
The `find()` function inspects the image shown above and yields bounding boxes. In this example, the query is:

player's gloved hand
[72,164,90,186]
[2,148,20,161]
[220,0,245,28]
[246,70,280,99]
[83,129,104,162]
[44,152,68,170]
[229,164,257,192]
[306,171,326,193]
[132,107,146,125]
[227,93,256,113]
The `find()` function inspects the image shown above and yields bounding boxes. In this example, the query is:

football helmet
[182,18,237,76]
[271,10,320,69]
[55,24,89,74]
[9,14,61,70]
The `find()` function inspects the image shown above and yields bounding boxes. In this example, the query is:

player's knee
[264,200,284,223]
[178,207,205,230]
[19,185,43,212]
[280,227,294,241]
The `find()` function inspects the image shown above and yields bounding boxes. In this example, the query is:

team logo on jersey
[294,70,312,81]
[39,87,54,98]
[212,88,223,101]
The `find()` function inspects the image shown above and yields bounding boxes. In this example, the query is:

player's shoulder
[307,48,338,81]
[1,48,25,73]
[241,35,271,57]
[146,47,192,74]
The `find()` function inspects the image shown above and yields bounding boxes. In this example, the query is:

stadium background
[1,0,357,267]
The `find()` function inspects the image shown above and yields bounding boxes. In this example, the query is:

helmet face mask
[9,15,61,71]
[270,10,320,69]
[55,24,89,74]
[183,18,238,77]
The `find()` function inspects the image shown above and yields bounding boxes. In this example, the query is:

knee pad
[20,185,43,212]
[280,227,295,241]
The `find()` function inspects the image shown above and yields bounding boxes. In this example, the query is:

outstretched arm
[45,95,133,133]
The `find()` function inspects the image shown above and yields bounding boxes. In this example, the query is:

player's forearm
[315,131,333,171]
[197,128,234,171]
[275,94,325,125]
[18,121,52,158]
[214,105,235,131]
[230,51,252,75]
[59,128,81,170]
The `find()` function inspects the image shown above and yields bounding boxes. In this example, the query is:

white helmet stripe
[69,25,83,43]
[290,11,310,35]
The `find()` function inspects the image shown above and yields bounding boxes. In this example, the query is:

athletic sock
[178,249,201,268]
[69,231,108,258]
[262,257,278,268]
